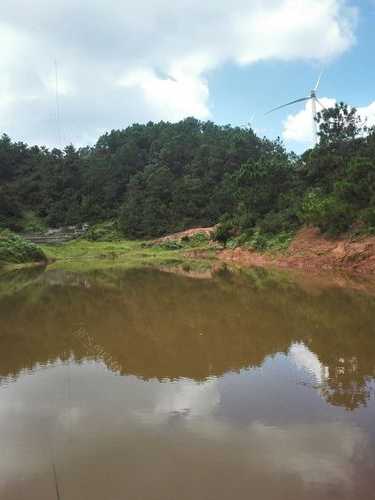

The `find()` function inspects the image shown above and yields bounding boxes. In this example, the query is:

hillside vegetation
[1,103,374,247]
[0,231,46,267]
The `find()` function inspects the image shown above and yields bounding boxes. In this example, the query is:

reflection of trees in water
[0,265,46,299]
[320,357,373,411]
[303,289,375,411]
[73,325,123,374]
[0,267,374,410]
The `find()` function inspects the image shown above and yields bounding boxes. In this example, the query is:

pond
[0,265,374,499]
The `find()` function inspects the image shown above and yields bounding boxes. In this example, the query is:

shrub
[157,241,183,250]
[19,211,47,233]
[213,221,236,244]
[300,190,354,235]
[181,232,210,247]
[258,210,299,234]
[360,208,375,233]
[245,230,293,252]
[0,230,46,266]
[85,221,122,242]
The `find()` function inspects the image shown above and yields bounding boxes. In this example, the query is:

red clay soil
[219,227,375,275]
[152,226,216,244]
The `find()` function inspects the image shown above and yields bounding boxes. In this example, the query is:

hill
[0,103,374,247]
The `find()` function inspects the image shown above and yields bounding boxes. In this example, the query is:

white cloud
[283,97,336,143]
[283,98,375,143]
[118,68,210,121]
[0,0,357,146]
[234,0,355,64]
[358,101,375,128]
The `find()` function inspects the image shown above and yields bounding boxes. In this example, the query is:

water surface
[0,266,374,499]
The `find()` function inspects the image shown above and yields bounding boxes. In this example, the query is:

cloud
[283,97,336,143]
[283,98,375,143]
[118,68,210,121]
[358,101,375,128]
[0,1,357,146]
[289,342,329,384]
[1,358,367,492]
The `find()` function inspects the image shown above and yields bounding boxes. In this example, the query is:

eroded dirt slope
[219,228,375,275]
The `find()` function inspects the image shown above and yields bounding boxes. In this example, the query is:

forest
[1,103,374,248]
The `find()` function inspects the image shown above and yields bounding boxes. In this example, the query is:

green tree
[316,102,367,146]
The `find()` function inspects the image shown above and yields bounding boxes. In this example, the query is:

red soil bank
[219,227,375,275]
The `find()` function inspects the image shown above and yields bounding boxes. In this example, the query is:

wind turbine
[266,73,325,145]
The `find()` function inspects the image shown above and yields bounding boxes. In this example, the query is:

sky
[0,0,374,152]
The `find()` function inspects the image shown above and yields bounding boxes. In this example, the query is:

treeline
[1,104,374,242]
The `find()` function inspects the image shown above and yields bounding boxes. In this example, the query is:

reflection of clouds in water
[246,421,364,485]
[0,360,369,492]
[58,406,87,428]
[185,417,365,487]
[289,342,329,384]
[154,378,220,417]
[142,365,366,488]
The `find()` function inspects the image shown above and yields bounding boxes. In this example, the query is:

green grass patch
[40,237,216,272]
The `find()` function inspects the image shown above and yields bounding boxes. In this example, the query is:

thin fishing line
[42,425,63,500]
[54,59,63,148]
[52,462,62,500]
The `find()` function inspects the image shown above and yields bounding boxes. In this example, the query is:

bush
[157,241,183,250]
[181,232,210,247]
[213,221,236,244]
[360,208,375,233]
[85,221,122,242]
[258,210,299,234]
[247,230,293,252]
[0,231,46,266]
[20,211,47,233]
[300,190,354,235]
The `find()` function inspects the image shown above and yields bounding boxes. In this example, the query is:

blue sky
[0,0,374,152]
[210,0,375,151]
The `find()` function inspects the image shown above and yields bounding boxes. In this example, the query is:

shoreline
[217,227,375,277]
[2,227,375,288]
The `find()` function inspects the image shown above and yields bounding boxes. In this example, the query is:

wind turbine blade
[316,98,327,111]
[314,71,324,91]
[265,97,310,115]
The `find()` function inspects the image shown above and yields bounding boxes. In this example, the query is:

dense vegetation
[0,230,46,267]
[1,103,374,246]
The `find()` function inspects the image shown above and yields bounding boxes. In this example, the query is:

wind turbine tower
[266,73,325,145]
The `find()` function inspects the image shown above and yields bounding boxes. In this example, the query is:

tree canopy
[0,107,374,241]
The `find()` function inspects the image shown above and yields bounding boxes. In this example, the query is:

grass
[0,237,218,301]
[0,227,217,274]
[40,237,217,272]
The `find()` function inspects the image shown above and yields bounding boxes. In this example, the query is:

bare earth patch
[219,227,375,275]
[151,226,216,244]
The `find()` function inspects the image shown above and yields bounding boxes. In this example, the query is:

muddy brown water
[0,266,374,499]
